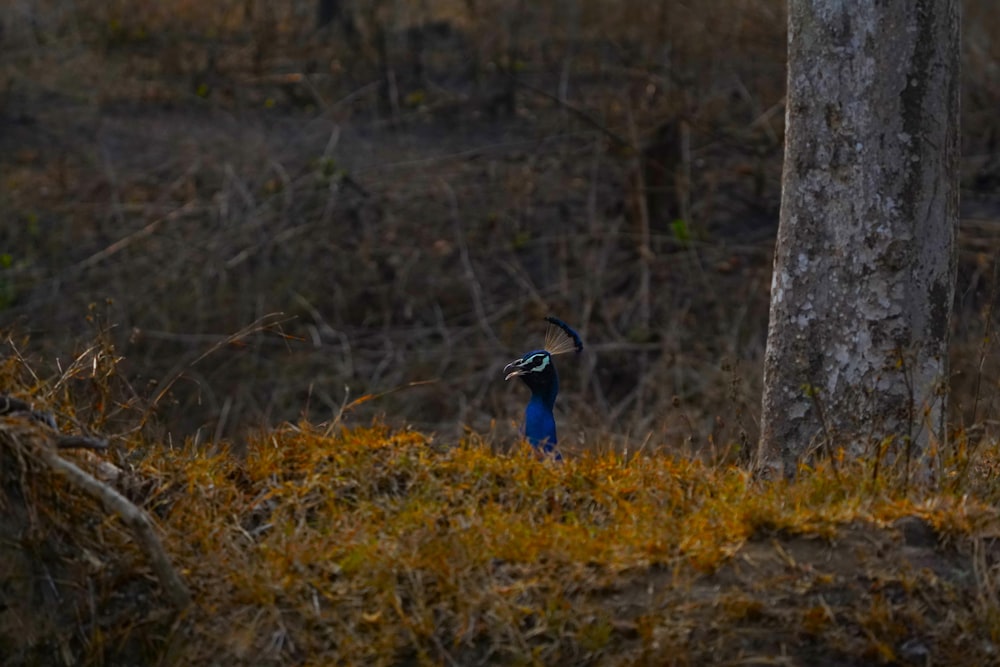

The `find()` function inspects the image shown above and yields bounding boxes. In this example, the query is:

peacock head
[504,349,556,393]
[503,317,583,395]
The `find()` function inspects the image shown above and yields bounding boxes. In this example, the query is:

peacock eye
[524,353,550,373]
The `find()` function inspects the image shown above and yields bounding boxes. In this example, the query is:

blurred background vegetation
[1,0,998,454]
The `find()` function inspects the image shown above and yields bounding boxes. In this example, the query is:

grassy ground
[3,351,1000,665]
[5,414,1000,664]
[90,428,1000,665]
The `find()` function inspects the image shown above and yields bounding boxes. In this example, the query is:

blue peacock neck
[525,363,559,411]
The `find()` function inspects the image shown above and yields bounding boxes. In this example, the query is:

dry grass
[146,425,1000,665]
[3,347,1000,665]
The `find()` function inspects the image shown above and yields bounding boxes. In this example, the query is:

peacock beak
[504,360,525,381]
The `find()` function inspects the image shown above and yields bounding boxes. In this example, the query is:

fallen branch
[0,398,191,609]
[54,434,109,450]
[23,434,191,608]
[0,394,106,448]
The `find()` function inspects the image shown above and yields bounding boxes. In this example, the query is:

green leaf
[670,218,691,244]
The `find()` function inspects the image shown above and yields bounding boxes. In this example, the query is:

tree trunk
[757,0,960,478]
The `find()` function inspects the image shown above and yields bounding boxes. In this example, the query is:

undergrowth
[2,0,998,452]
[3,339,1000,665]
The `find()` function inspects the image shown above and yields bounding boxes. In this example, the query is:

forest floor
[3,388,1000,665]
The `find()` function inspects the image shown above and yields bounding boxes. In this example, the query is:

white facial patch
[505,352,553,380]
[522,353,550,373]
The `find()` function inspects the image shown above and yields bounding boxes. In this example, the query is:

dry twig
[0,398,190,609]
[22,434,192,608]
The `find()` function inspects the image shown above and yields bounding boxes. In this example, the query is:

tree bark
[757,0,960,477]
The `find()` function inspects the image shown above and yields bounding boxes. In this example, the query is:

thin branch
[54,435,108,450]
[500,65,632,150]
[71,201,199,273]
[147,312,294,413]
[12,429,191,608]
[442,180,502,349]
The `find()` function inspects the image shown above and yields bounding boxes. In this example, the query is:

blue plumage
[504,317,583,459]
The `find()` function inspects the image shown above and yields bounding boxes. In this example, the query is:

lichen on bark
[757,0,959,478]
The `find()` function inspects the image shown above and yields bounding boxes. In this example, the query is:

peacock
[503,317,584,459]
